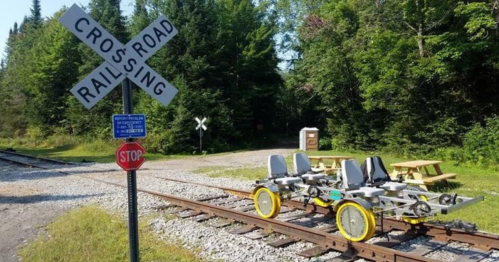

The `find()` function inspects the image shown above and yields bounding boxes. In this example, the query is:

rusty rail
[90,177,439,262]
[150,175,499,250]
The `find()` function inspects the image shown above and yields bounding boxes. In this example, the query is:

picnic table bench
[308,155,353,175]
[389,160,456,190]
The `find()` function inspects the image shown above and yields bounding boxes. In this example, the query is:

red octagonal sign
[116,142,146,171]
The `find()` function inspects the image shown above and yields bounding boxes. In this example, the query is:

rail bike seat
[341,160,384,197]
[363,156,407,191]
[293,153,327,181]
[267,155,301,185]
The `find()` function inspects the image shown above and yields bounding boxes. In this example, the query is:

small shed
[299,127,319,151]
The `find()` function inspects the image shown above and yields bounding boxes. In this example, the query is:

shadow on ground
[0,193,104,204]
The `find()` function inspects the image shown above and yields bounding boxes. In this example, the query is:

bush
[444,116,499,167]
[319,137,332,150]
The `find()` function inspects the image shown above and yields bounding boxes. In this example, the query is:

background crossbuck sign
[195,117,207,130]
[60,4,178,109]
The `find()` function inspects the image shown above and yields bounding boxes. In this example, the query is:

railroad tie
[267,238,298,248]
[178,210,203,218]
[373,234,416,248]
[244,230,270,240]
[228,225,258,235]
[409,239,447,256]
[192,214,216,222]
[209,219,233,228]
[296,246,330,258]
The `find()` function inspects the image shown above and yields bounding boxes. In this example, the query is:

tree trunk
[417,23,425,58]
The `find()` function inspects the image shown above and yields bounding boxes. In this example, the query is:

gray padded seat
[366,156,407,191]
[293,153,326,181]
[268,155,301,185]
[341,160,384,197]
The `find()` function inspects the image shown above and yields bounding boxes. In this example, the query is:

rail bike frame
[252,177,483,241]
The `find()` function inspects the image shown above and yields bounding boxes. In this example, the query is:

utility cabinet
[299,127,319,151]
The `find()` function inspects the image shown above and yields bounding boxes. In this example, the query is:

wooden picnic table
[308,155,353,174]
[389,160,456,190]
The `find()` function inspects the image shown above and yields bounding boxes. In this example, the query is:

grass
[19,206,203,262]
[208,166,267,180]
[0,138,195,163]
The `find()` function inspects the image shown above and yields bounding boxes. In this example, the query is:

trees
[30,0,42,29]
[138,0,281,153]
[22,10,81,135]
[4,0,499,157]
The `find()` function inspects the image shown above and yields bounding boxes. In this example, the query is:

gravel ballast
[1,148,498,262]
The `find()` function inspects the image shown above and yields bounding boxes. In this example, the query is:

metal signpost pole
[122,79,139,262]
[199,127,203,153]
[59,6,179,262]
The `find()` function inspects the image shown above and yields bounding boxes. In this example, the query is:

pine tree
[129,0,151,35]
[30,0,42,29]
[22,9,81,134]
[12,23,18,35]
[216,0,281,138]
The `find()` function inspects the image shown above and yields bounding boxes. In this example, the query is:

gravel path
[1,148,498,262]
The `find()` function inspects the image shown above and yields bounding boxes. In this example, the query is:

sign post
[60,5,178,262]
[195,117,207,153]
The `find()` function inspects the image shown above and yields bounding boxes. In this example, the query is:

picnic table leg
[413,169,428,191]
[433,164,449,186]
[331,160,338,169]
[318,159,326,170]
[390,168,401,180]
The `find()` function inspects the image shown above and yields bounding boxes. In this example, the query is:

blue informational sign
[113,114,147,139]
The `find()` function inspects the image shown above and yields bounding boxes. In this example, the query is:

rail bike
[252,153,484,242]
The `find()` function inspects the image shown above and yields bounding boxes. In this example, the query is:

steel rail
[87,177,439,262]
[3,153,497,253]
[0,155,42,168]
[149,175,499,250]
[0,149,72,165]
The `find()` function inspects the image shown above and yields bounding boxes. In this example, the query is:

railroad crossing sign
[116,142,146,171]
[195,117,207,130]
[195,117,207,153]
[60,4,178,109]
[60,5,179,262]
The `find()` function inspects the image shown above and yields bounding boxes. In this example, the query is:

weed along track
[1,150,499,262]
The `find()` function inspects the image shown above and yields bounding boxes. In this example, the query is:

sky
[0,0,134,59]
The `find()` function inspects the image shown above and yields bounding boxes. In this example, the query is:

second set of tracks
[1,149,498,262]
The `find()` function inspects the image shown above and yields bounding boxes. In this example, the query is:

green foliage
[6,0,499,166]
[318,137,331,150]
[458,116,499,167]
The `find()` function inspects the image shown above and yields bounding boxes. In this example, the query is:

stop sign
[116,142,146,171]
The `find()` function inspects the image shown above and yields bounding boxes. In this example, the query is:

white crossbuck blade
[195,117,207,130]
[60,4,178,109]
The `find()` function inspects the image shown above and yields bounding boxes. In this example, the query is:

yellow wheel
[314,197,334,207]
[254,187,281,219]
[367,209,377,238]
[270,193,281,218]
[336,202,376,242]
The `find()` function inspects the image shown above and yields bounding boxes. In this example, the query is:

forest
[2,0,499,166]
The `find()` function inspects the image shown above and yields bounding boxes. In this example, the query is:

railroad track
[1,150,498,262]
[0,149,72,168]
